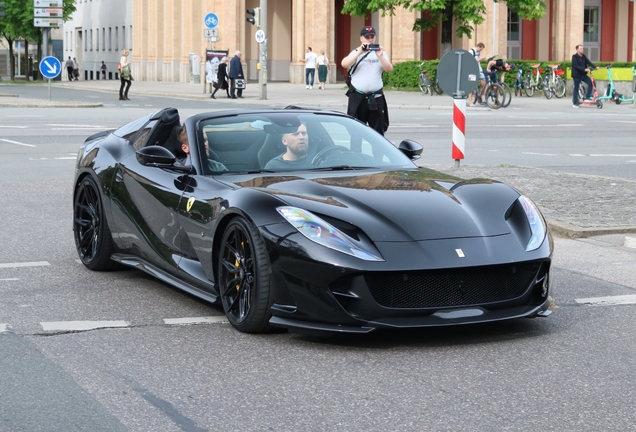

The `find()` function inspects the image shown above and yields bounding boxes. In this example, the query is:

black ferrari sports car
[73,107,553,334]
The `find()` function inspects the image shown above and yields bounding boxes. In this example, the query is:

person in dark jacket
[571,44,597,108]
[228,51,244,99]
[211,57,230,99]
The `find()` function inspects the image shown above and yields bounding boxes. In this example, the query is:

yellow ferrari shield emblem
[186,197,195,212]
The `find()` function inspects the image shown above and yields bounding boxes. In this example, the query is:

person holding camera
[341,26,393,136]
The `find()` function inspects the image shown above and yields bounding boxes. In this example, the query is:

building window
[122,26,126,50]
[583,1,600,61]
[109,27,112,51]
[115,27,119,51]
[96,29,99,51]
[102,28,106,50]
[507,10,521,60]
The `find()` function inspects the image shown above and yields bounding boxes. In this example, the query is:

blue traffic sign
[204,13,218,29]
[39,56,62,79]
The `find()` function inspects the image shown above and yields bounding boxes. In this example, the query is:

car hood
[233,169,522,242]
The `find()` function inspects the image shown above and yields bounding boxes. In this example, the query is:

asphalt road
[1,94,636,431]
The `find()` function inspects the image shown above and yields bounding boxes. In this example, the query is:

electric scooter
[577,69,603,109]
[597,64,636,105]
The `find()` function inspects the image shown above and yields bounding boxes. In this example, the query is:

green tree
[1,0,76,80]
[342,0,546,54]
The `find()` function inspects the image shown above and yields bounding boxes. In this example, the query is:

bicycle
[470,74,505,109]
[417,62,434,95]
[542,64,566,99]
[524,63,544,97]
[513,64,526,97]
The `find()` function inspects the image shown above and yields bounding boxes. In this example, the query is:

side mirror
[136,145,177,166]
[398,139,423,161]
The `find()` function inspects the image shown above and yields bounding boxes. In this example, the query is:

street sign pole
[258,0,267,100]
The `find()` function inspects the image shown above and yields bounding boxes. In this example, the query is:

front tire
[73,176,115,270]
[554,77,566,98]
[218,217,274,333]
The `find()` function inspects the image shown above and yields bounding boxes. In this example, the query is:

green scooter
[596,64,636,105]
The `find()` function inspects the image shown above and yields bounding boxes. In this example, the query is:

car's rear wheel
[218,217,274,333]
[73,176,115,270]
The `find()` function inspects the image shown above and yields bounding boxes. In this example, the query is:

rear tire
[524,77,534,97]
[500,82,512,107]
[596,100,603,109]
[73,176,115,271]
[418,74,429,94]
[485,83,503,109]
[218,217,274,333]
[554,77,566,98]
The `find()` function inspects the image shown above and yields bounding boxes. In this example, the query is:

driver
[264,123,309,170]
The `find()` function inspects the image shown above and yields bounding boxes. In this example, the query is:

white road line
[54,157,78,160]
[163,316,228,325]
[625,237,636,249]
[0,261,50,269]
[0,139,36,148]
[610,120,636,124]
[590,154,636,157]
[40,320,129,331]
[0,126,28,129]
[0,324,9,333]
[576,295,636,306]
[0,278,19,281]
[569,154,586,156]
[46,124,107,128]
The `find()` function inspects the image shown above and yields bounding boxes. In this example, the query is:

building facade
[62,0,636,83]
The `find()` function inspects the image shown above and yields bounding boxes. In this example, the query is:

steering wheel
[311,146,348,165]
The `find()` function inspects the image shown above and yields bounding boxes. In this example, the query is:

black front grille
[363,263,541,309]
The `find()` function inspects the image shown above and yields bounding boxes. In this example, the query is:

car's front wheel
[218,217,274,333]
[73,176,115,270]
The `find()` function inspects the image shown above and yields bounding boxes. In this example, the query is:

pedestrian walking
[316,50,329,89]
[229,51,244,99]
[72,57,79,81]
[341,26,393,136]
[301,47,318,89]
[65,57,74,81]
[100,61,108,79]
[211,57,231,99]
[119,49,132,101]
[571,44,598,108]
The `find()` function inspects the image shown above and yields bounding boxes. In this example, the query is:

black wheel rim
[74,180,102,264]
[220,223,255,323]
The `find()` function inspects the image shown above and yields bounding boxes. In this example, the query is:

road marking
[576,295,636,306]
[0,278,19,281]
[0,324,8,333]
[40,320,129,331]
[54,157,77,160]
[390,125,439,128]
[0,139,36,147]
[46,124,107,128]
[0,261,50,269]
[569,154,586,156]
[625,237,636,249]
[522,152,558,156]
[163,316,228,325]
[0,126,28,129]
[610,121,636,124]
[590,154,636,157]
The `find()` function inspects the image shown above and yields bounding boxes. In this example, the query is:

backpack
[345,51,371,88]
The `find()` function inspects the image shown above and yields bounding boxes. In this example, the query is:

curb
[0,101,103,108]
[546,219,636,239]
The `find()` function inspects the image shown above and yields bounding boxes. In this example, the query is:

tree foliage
[342,0,547,42]
[1,0,76,79]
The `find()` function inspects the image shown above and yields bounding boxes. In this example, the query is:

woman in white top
[119,49,132,100]
[316,50,329,89]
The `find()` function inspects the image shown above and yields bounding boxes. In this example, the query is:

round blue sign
[39,56,62,79]
[204,13,219,29]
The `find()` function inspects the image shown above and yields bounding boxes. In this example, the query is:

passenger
[176,125,227,172]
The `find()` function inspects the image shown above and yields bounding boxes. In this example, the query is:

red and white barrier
[452,99,466,164]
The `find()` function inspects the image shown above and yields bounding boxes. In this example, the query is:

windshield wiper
[312,165,372,171]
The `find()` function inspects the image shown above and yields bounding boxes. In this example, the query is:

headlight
[277,206,384,261]
[518,195,546,251]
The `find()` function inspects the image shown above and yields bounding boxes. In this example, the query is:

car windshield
[197,112,417,174]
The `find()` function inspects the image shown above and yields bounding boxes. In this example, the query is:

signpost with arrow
[39,56,61,100]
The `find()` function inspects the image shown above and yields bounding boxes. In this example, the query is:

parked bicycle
[524,63,544,97]
[542,64,566,99]
[417,62,442,95]
[513,64,526,97]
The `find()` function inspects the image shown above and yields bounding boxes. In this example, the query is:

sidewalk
[1,79,635,238]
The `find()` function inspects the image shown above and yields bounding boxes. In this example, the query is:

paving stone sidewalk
[430,164,636,238]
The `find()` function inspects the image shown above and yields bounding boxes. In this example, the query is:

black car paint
[74,108,553,333]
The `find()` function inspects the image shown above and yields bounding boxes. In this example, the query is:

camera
[363,44,380,51]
